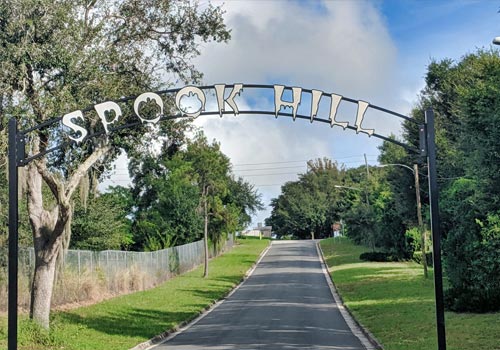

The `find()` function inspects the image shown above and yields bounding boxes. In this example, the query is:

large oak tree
[0,0,230,328]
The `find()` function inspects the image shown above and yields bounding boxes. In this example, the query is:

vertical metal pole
[425,109,446,350]
[8,118,19,350]
[414,164,428,278]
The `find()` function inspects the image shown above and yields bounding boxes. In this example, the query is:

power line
[109,160,377,177]
[106,155,378,173]
[232,154,378,167]
[233,165,305,172]
[233,160,308,166]
[233,159,378,173]
[239,172,301,177]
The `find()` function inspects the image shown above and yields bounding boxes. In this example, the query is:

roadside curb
[130,240,272,350]
[316,241,384,350]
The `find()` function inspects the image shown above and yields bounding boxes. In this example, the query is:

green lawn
[0,238,269,350]
[320,237,500,350]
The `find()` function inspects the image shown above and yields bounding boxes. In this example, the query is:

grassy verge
[0,238,269,350]
[320,237,500,350]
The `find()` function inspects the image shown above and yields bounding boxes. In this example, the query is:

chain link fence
[0,236,234,311]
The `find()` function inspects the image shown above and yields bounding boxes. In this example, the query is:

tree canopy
[416,50,500,312]
[0,0,231,329]
[266,49,500,313]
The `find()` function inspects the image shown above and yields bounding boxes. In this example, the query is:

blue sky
[106,0,500,228]
[381,0,499,92]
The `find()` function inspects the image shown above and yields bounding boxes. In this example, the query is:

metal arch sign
[7,84,446,350]
[61,84,376,142]
[16,84,420,166]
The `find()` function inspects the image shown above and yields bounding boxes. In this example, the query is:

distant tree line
[0,129,262,253]
[68,129,262,255]
[266,49,500,313]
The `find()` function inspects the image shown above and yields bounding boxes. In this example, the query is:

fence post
[78,250,81,277]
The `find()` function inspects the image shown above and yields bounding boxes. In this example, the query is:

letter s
[62,110,88,143]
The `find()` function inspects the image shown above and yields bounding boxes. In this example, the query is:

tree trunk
[30,248,58,329]
[203,194,209,278]
[26,163,70,329]
[24,140,110,329]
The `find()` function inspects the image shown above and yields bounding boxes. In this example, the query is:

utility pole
[378,163,429,278]
[363,153,370,206]
[364,153,370,177]
[363,153,374,250]
[414,164,428,278]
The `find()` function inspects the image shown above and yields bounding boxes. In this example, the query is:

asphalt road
[153,240,367,350]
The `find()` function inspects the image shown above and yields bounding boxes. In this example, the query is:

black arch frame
[7,84,446,350]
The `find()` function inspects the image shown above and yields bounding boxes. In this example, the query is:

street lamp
[378,163,428,278]
[334,184,369,205]
[493,37,500,45]
[377,163,414,173]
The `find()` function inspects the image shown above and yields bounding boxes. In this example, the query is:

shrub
[359,251,394,262]
[444,214,500,312]
[412,251,433,267]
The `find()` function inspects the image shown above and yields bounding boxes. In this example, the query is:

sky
[105,0,500,229]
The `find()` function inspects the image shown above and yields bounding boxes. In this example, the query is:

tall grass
[0,239,233,312]
[1,264,172,312]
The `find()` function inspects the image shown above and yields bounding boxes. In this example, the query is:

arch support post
[8,118,19,350]
[425,108,446,350]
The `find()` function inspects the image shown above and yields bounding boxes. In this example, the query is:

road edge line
[315,240,384,350]
[131,240,273,350]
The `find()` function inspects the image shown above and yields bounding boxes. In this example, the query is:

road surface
[152,240,368,350]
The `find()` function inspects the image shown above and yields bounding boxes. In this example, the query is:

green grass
[320,237,500,350]
[0,238,269,350]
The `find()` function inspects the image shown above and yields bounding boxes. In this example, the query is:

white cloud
[192,0,403,226]
[98,151,131,191]
[95,1,499,229]
[198,1,399,99]
[101,1,413,227]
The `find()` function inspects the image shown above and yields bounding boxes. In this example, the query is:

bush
[445,285,500,313]
[412,251,433,267]
[359,251,394,262]
[444,214,500,312]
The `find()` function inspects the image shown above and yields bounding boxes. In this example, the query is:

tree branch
[65,144,111,198]
[26,63,46,122]
[34,159,62,200]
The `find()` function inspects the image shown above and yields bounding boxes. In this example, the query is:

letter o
[134,92,164,124]
[175,86,206,118]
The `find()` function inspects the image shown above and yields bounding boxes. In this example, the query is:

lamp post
[377,163,428,278]
[334,184,368,205]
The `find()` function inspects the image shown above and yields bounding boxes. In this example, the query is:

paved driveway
[152,240,368,350]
